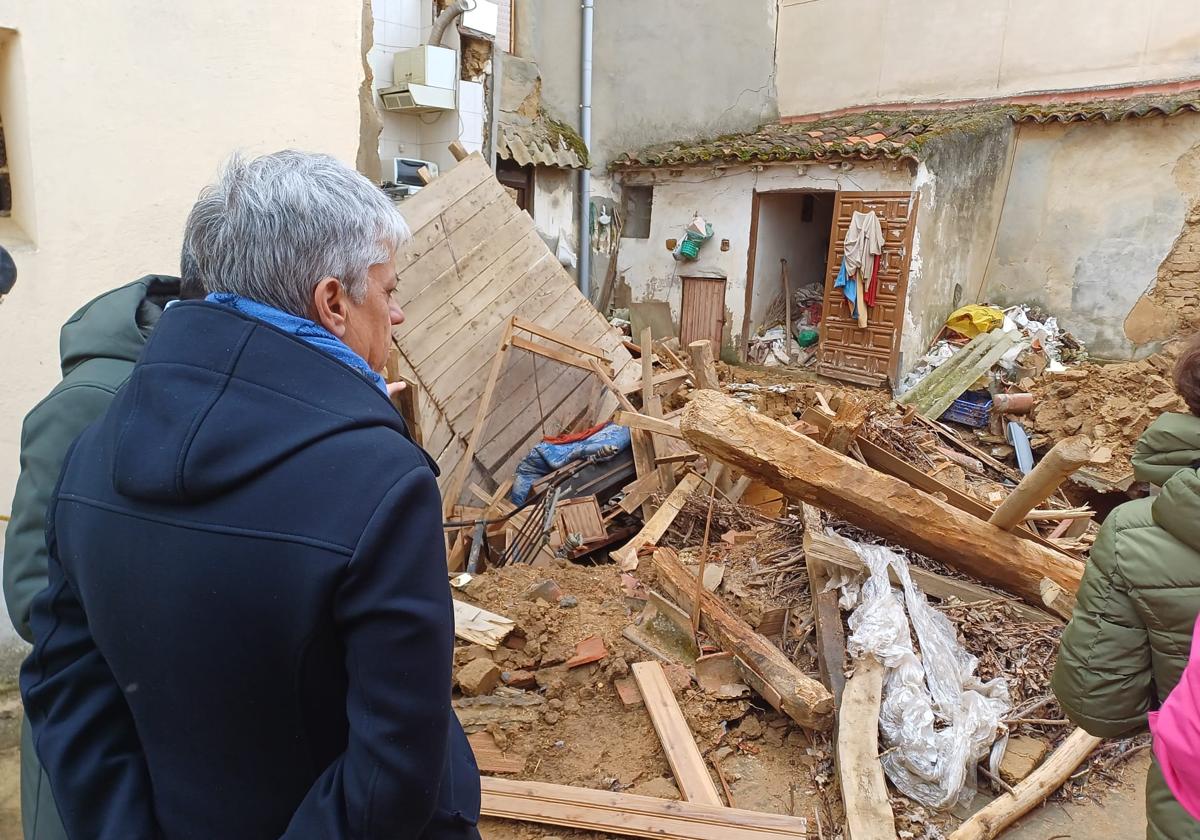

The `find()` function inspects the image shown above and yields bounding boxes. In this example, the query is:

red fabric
[864,254,881,307]
[543,422,608,445]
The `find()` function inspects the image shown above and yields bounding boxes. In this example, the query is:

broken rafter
[614,411,685,439]
[610,472,704,571]
[681,391,1084,612]
[837,655,896,840]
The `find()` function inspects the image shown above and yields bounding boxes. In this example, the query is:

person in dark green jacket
[4,267,203,840]
[1054,341,1200,840]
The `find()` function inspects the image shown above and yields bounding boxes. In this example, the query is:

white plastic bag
[842,538,1011,809]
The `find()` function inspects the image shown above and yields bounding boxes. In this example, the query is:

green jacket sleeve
[1052,515,1154,738]
[4,383,117,643]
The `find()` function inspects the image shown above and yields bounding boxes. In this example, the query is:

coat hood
[1135,412,1200,553]
[59,276,180,377]
[105,301,431,505]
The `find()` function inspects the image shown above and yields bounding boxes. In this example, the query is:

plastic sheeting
[842,539,1011,809]
[510,423,631,506]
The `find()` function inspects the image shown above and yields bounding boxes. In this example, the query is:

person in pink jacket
[1151,612,1200,822]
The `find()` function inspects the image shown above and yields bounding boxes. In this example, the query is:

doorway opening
[742,191,835,362]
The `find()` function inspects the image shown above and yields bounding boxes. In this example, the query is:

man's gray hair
[184,150,409,316]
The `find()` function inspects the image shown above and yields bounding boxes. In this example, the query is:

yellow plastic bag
[945,305,1004,339]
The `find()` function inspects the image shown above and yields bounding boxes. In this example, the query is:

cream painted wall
[749,193,832,326]
[615,162,913,357]
[0,1,365,577]
[981,116,1200,360]
[777,0,1200,116]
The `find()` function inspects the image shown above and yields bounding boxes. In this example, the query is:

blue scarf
[206,292,388,394]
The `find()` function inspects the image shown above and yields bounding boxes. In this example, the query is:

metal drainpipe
[578,0,594,299]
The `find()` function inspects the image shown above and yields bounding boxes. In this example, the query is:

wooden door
[680,276,727,349]
[818,192,918,387]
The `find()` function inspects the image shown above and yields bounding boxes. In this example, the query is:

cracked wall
[981,115,1200,360]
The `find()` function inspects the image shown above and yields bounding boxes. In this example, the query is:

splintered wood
[680,391,1084,610]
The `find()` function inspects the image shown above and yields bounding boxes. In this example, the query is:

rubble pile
[1030,346,1186,482]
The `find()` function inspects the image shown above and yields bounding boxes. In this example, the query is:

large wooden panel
[391,154,636,501]
[817,192,917,387]
[679,276,727,349]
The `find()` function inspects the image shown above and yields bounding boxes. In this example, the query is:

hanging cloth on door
[841,210,884,324]
[864,253,882,308]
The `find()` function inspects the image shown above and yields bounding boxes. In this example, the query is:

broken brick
[614,677,644,709]
[501,669,537,689]
[565,635,608,668]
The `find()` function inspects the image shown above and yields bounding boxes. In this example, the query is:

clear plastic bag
[841,537,1011,809]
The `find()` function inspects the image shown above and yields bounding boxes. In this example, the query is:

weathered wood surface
[988,436,1093,531]
[480,777,809,839]
[680,392,1084,609]
[801,505,847,705]
[390,153,638,500]
[610,473,704,571]
[837,656,896,840]
[652,547,834,731]
[631,661,723,806]
[688,340,720,391]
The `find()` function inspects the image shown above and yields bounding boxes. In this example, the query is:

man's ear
[311,277,348,337]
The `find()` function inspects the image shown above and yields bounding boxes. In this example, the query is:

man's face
[341,260,405,373]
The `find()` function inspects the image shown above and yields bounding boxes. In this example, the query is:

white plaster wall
[0,0,366,668]
[532,167,575,243]
[616,163,913,356]
[981,116,1200,360]
[778,0,1200,116]
[369,1,486,177]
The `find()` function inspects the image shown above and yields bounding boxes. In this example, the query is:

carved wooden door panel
[817,192,918,387]
[680,276,727,350]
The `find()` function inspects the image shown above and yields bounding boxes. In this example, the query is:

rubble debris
[468,731,527,774]
[457,657,503,697]
[453,600,517,649]
[614,677,644,709]
[565,634,608,668]
[999,736,1051,785]
[525,579,564,605]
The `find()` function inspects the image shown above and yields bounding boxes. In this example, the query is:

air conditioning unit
[379,45,457,113]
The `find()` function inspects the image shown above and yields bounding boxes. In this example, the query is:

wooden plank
[631,661,723,806]
[652,547,834,731]
[801,505,846,706]
[621,368,691,396]
[468,732,526,775]
[619,471,662,515]
[453,600,515,649]
[681,391,1085,610]
[610,472,704,571]
[837,656,896,840]
[989,437,1093,530]
[807,527,1060,625]
[642,327,678,495]
[480,777,809,839]
[614,411,685,440]
[397,153,494,233]
[657,451,701,465]
[513,317,610,360]
[510,334,601,374]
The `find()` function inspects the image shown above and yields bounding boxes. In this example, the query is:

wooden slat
[610,472,703,571]
[614,411,684,440]
[631,661,723,806]
[801,505,846,706]
[397,152,494,232]
[481,777,808,839]
[510,334,600,373]
[619,471,662,515]
[837,656,896,840]
[513,317,609,360]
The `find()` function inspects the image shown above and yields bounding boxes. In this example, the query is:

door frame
[740,188,838,362]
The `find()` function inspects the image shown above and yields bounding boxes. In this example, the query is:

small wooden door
[818,192,918,387]
[680,276,727,349]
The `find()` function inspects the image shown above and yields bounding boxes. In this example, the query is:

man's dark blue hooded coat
[20,300,480,839]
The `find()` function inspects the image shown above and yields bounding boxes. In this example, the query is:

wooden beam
[820,394,868,455]
[837,656,896,840]
[988,437,1093,531]
[947,728,1102,840]
[807,527,1060,626]
[512,317,609,360]
[589,358,657,516]
[642,327,678,494]
[510,334,598,374]
[631,661,723,806]
[619,471,662,515]
[680,391,1085,610]
[449,140,469,161]
[800,408,1068,556]
[621,368,691,396]
[615,411,685,439]
[655,339,690,372]
[480,777,809,839]
[611,472,703,571]
[443,319,513,519]
[801,505,847,705]
[588,357,638,412]
[652,547,834,731]
[688,340,720,391]
[657,451,701,465]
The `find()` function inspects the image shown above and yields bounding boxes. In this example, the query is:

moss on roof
[612,91,1200,169]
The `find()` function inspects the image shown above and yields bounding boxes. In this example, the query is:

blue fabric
[206,291,388,394]
[20,301,479,840]
[511,423,631,505]
[834,259,858,318]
